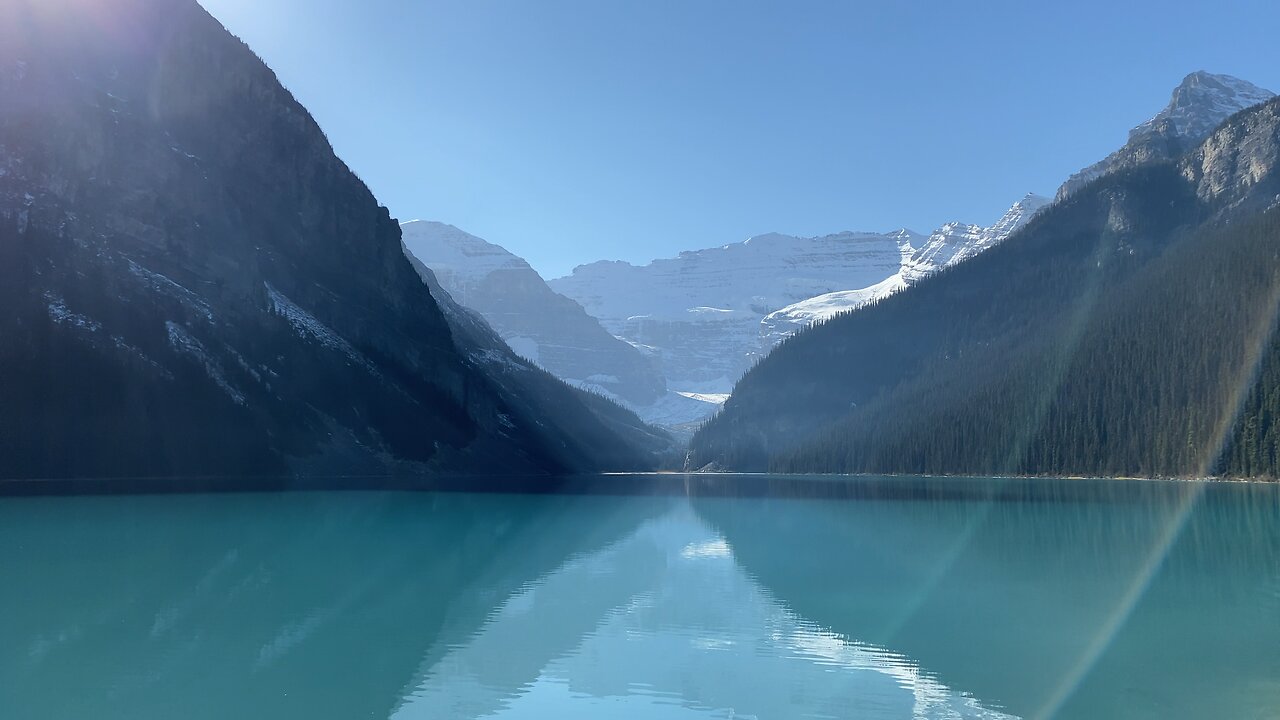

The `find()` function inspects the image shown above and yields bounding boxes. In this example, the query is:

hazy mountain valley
[3,0,1277,479]
[8,3,1280,719]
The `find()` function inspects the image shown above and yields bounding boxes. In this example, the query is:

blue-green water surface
[1,476,1277,719]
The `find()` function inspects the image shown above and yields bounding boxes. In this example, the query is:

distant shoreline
[664,470,1280,484]
[2,471,1274,499]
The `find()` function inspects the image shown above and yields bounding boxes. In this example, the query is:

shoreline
[654,470,1280,484]
[2,471,1276,500]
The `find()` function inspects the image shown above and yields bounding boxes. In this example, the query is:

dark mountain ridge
[0,0,661,480]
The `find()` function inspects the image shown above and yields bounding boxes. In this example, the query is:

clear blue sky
[199,0,1279,279]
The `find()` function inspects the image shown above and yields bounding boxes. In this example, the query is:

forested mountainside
[0,0,660,480]
[691,95,1280,477]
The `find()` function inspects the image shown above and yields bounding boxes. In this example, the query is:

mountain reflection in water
[1,477,1278,720]
[394,504,1009,719]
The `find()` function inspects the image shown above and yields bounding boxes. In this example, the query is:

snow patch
[165,321,244,405]
[761,274,907,344]
[265,283,369,369]
[126,258,213,322]
[675,392,730,404]
[45,294,101,333]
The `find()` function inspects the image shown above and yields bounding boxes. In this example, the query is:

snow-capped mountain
[549,229,921,400]
[760,194,1049,346]
[548,199,1048,426]
[401,221,666,407]
[900,193,1050,284]
[1057,71,1275,200]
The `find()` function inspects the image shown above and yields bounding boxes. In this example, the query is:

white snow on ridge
[676,392,730,404]
[761,193,1049,346]
[902,193,1050,284]
[760,274,907,347]
[45,294,102,333]
[165,321,245,405]
[125,257,214,322]
[265,283,370,369]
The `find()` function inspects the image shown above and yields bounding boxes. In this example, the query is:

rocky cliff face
[0,0,659,479]
[401,221,665,407]
[1180,95,1280,207]
[1057,72,1274,201]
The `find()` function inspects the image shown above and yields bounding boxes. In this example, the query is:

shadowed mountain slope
[0,0,659,480]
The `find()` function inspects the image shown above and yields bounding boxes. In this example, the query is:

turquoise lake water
[2,476,1278,719]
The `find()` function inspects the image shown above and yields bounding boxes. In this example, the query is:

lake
[2,476,1278,719]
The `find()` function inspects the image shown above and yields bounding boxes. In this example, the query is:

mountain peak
[1057,72,1274,201]
[1176,70,1271,97]
[1131,71,1275,143]
[400,220,533,285]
